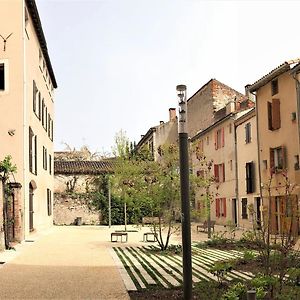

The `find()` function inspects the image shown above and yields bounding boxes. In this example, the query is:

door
[232,199,237,226]
[255,197,261,228]
[29,185,34,232]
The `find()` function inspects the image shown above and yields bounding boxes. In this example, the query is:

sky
[36,0,300,156]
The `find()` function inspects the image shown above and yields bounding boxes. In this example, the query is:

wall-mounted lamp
[8,129,15,136]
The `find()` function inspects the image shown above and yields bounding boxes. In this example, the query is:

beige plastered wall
[0,0,55,239]
[192,117,237,226]
[257,72,300,200]
[236,114,260,229]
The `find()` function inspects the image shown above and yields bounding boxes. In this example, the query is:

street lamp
[177,84,192,300]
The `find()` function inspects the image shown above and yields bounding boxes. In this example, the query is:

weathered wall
[53,193,101,225]
[0,183,4,251]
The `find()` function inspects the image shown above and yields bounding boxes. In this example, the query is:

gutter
[291,71,300,153]
[234,121,239,227]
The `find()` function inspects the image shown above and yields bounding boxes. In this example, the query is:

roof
[26,0,57,88]
[234,108,255,127]
[54,160,114,175]
[187,78,244,103]
[136,127,156,150]
[248,59,300,92]
[291,62,300,74]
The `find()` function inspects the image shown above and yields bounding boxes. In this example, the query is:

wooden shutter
[215,131,218,150]
[270,148,275,174]
[272,99,281,130]
[221,128,225,147]
[242,198,248,219]
[38,92,41,120]
[34,135,37,175]
[280,146,286,169]
[214,164,219,182]
[29,127,33,172]
[267,102,273,130]
[216,198,220,218]
[222,198,226,217]
[33,80,36,113]
[222,163,225,182]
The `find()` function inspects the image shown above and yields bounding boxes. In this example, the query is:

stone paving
[112,244,254,291]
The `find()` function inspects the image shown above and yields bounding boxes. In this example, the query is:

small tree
[0,155,17,250]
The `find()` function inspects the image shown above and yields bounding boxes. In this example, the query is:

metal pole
[108,178,111,228]
[247,290,256,300]
[177,84,192,300]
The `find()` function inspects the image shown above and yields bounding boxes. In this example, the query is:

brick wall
[54,193,101,225]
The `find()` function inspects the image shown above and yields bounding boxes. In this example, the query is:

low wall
[54,193,101,225]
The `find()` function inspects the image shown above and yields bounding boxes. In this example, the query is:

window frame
[0,59,9,94]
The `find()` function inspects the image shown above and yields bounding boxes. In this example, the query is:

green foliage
[221,282,246,300]
[251,274,278,299]
[287,267,300,285]
[0,155,17,180]
[206,232,231,248]
[209,261,233,284]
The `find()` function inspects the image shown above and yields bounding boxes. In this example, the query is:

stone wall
[54,193,101,225]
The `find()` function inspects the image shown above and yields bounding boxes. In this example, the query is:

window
[271,79,278,96]
[268,99,281,130]
[29,127,37,175]
[43,146,47,170]
[0,63,5,90]
[48,114,51,137]
[245,122,251,143]
[246,162,255,193]
[196,170,204,178]
[241,198,248,219]
[196,140,204,159]
[45,107,48,131]
[49,154,52,175]
[47,189,52,216]
[214,163,225,183]
[206,136,209,145]
[50,119,53,141]
[229,160,233,171]
[38,92,41,120]
[215,128,225,150]
[33,80,38,115]
[42,99,45,126]
[294,155,299,170]
[229,123,232,134]
[270,146,286,173]
[216,198,226,218]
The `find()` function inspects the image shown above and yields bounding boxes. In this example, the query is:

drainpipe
[234,118,239,227]
[292,72,300,155]
[22,0,28,241]
[253,91,264,222]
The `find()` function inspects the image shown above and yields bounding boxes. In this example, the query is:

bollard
[247,290,256,300]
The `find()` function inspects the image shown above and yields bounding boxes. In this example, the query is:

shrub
[221,282,246,300]
[209,261,233,284]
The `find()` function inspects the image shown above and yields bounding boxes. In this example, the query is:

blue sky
[37,0,300,155]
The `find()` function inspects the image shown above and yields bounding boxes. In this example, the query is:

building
[235,108,261,229]
[0,0,57,241]
[187,79,245,138]
[136,108,178,160]
[248,59,300,235]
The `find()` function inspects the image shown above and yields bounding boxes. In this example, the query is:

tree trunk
[0,180,5,251]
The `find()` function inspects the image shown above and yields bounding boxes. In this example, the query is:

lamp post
[177,84,192,300]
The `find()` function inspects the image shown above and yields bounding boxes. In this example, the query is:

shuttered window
[242,198,248,219]
[0,63,5,90]
[29,127,33,173]
[214,163,225,182]
[216,198,226,218]
[215,128,225,150]
[246,162,255,193]
[47,189,52,216]
[268,99,281,130]
[270,146,286,173]
[245,122,251,143]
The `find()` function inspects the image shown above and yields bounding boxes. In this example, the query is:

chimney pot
[169,108,176,121]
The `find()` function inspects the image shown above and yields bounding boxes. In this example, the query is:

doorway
[255,197,261,228]
[232,198,237,226]
[29,183,34,232]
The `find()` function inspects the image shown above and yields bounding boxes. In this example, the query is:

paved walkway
[0,226,129,300]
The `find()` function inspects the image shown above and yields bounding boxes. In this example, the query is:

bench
[197,220,216,233]
[111,232,128,243]
[143,232,158,242]
[142,216,160,226]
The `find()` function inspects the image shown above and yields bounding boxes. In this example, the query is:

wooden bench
[142,216,160,226]
[143,232,157,242]
[197,220,216,233]
[111,232,128,243]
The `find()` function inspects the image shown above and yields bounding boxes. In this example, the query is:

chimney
[226,100,235,114]
[160,121,164,125]
[169,108,176,121]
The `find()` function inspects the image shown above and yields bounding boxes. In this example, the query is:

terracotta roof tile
[54,160,114,175]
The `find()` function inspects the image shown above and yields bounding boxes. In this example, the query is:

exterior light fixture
[176,84,192,300]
